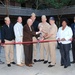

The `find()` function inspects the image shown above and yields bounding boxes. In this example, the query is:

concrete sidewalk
[0,46,75,75]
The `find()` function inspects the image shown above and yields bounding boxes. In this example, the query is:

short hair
[61,18,69,25]
[17,16,22,19]
[41,15,46,19]
[4,17,10,21]
[17,16,22,20]
[31,13,36,17]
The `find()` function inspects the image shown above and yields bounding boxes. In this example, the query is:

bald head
[17,17,22,23]
[27,19,33,27]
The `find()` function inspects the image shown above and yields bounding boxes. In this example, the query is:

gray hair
[4,17,10,21]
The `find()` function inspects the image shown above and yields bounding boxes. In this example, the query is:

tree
[14,0,26,3]
[11,0,74,9]
[0,0,9,16]
[5,0,9,16]
[69,0,75,5]
[44,0,71,8]
[14,0,48,9]
[1,0,74,22]
[43,0,72,26]
[0,0,5,6]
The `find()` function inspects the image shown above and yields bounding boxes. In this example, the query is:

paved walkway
[0,46,75,75]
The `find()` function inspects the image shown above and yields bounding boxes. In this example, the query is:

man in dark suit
[23,19,40,67]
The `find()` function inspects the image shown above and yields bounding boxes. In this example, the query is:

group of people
[0,12,75,69]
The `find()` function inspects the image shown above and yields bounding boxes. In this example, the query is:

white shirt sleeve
[14,24,22,42]
[64,27,73,41]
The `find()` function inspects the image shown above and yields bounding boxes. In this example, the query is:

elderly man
[1,17,15,67]
[38,15,51,64]
[23,19,40,67]
[47,17,58,67]
[30,13,39,62]
[14,17,24,66]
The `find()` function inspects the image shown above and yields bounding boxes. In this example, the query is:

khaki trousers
[4,40,14,64]
[49,42,57,65]
[40,43,44,60]
[43,42,49,61]
[33,37,38,59]
[40,41,50,61]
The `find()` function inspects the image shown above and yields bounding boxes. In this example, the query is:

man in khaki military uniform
[38,15,51,63]
[45,17,58,67]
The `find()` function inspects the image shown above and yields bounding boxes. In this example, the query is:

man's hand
[44,34,53,39]
[61,38,66,41]
[57,38,60,41]
[12,40,15,43]
[1,43,5,47]
[69,38,73,41]
[43,33,48,38]
[36,31,41,34]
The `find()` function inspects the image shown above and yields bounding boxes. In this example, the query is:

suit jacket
[23,24,36,44]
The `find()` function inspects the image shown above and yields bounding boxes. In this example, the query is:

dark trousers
[24,44,33,65]
[59,43,71,67]
[72,41,75,62]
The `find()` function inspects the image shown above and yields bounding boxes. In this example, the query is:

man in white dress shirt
[57,18,73,68]
[14,17,24,66]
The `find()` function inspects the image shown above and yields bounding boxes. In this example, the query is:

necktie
[30,27,32,31]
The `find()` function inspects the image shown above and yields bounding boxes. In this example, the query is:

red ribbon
[0,40,57,45]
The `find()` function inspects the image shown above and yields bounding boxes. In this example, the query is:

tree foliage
[44,0,72,8]
[7,0,75,9]
[15,0,27,3]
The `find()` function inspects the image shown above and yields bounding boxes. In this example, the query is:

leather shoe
[29,64,33,67]
[25,64,33,67]
[38,59,44,62]
[64,66,68,68]
[17,64,24,67]
[11,62,16,64]
[7,64,11,67]
[61,64,64,66]
[34,59,38,62]
[71,61,75,64]
[48,65,55,67]
[48,62,51,64]
[43,61,48,64]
